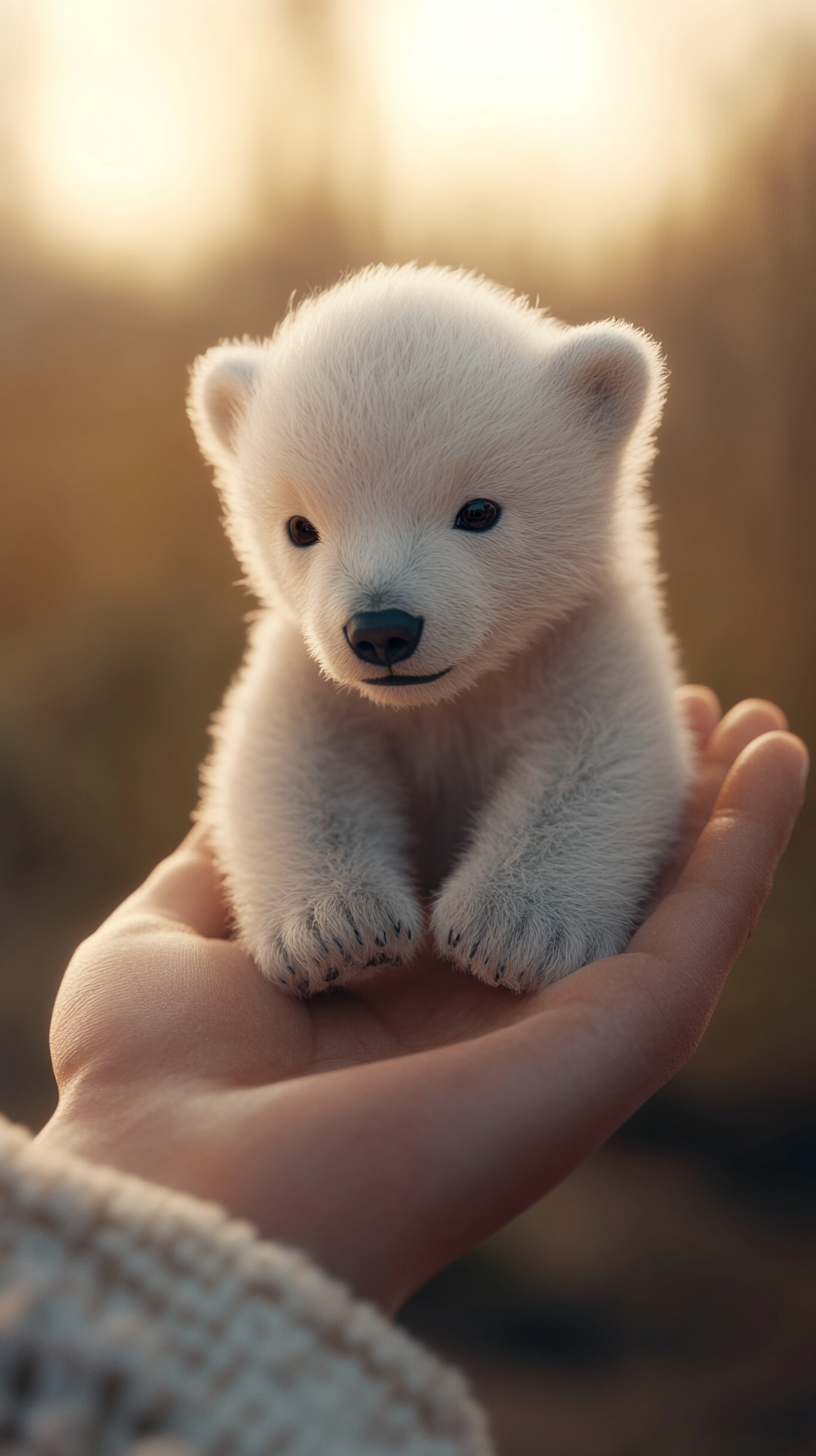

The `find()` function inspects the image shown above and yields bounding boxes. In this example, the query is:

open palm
[37,687,807,1313]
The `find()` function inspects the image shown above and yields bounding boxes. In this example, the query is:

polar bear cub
[189,264,691,996]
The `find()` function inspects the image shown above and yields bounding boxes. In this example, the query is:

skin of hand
[35,688,808,1315]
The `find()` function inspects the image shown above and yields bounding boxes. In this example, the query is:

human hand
[35,688,807,1314]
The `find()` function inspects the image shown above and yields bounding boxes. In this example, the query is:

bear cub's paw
[248,885,422,997]
[431,880,630,994]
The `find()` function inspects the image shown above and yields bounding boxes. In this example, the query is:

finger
[705,697,788,764]
[225,731,807,1307]
[631,730,807,997]
[669,699,791,881]
[110,824,232,940]
[676,683,721,748]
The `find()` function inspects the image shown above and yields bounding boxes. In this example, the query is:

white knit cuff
[0,1116,492,1455]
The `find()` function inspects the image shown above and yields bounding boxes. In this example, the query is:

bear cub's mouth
[364,667,454,686]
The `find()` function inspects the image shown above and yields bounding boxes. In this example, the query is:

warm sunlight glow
[46,72,185,222]
[22,0,265,279]
[393,1,607,150]
[9,0,816,280]
[368,0,792,252]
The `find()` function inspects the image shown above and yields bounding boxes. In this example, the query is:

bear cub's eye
[454,499,501,532]
[287,516,319,547]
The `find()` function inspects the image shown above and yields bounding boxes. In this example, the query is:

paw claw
[255,887,420,994]
[469,940,481,960]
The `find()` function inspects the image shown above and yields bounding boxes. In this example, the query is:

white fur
[189,265,692,996]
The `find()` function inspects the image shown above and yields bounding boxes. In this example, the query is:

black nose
[344,610,424,666]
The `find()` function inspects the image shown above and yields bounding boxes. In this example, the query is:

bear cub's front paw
[431,879,629,994]
[248,884,421,997]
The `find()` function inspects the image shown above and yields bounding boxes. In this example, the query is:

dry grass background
[0,19,814,1454]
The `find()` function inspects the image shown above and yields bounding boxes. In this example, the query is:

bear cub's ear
[549,323,663,447]
[188,343,264,464]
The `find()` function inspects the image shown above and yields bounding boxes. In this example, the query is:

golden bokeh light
[379,1,609,154]
[21,0,268,279]
[369,0,803,251]
[8,0,816,278]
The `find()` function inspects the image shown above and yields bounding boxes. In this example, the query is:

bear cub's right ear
[188,343,264,465]
[548,323,664,449]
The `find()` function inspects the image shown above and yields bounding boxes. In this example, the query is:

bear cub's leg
[430,630,689,992]
[205,623,421,997]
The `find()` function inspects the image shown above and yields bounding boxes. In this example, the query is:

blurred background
[0,0,814,1450]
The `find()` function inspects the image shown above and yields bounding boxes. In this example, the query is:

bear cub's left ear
[548,323,664,447]
[188,343,265,466]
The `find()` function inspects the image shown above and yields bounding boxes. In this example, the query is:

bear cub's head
[189,265,664,708]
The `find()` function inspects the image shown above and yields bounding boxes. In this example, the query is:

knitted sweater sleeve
[0,1116,493,1456]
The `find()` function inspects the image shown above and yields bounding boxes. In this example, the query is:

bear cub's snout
[345,610,424,667]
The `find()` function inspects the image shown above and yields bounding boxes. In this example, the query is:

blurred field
[0,5,814,1451]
